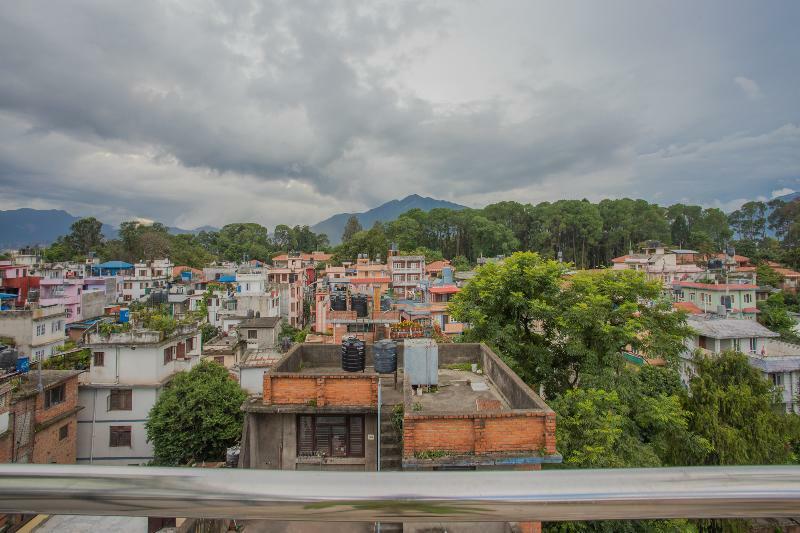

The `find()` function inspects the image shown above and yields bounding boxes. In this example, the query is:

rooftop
[10,369,83,398]
[674,281,759,291]
[412,368,509,413]
[687,316,780,340]
[238,317,281,329]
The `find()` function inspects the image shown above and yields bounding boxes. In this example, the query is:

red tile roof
[350,277,391,284]
[611,255,630,263]
[426,260,451,272]
[429,285,460,294]
[673,301,703,314]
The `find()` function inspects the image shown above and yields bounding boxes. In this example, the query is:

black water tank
[374,339,397,374]
[331,293,347,311]
[341,337,366,372]
[352,295,368,317]
[0,345,18,373]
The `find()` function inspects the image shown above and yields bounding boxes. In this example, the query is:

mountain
[312,194,467,245]
[0,208,216,249]
[775,191,800,203]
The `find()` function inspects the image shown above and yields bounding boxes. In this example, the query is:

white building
[235,268,281,323]
[77,324,201,465]
[119,259,173,302]
[680,315,800,413]
[388,253,426,299]
[0,304,66,361]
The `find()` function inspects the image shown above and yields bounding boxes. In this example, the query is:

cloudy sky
[1,1,799,229]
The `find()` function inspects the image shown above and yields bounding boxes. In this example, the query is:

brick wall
[403,412,556,458]
[32,416,76,464]
[263,374,378,407]
[34,376,79,426]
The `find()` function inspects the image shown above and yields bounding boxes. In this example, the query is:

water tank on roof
[0,345,18,373]
[374,339,398,374]
[341,337,366,372]
[708,259,723,270]
[352,295,368,317]
[442,267,454,284]
[404,338,438,386]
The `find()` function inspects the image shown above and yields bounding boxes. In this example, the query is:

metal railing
[1,465,799,522]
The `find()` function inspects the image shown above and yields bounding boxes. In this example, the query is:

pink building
[39,277,115,322]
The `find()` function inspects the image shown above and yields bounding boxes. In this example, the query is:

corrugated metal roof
[687,316,779,339]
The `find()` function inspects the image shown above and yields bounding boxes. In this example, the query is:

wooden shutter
[176,342,186,359]
[349,416,364,457]
[297,416,315,456]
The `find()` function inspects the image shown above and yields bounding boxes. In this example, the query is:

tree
[66,217,104,256]
[757,293,797,340]
[146,361,246,465]
[449,252,691,397]
[341,215,363,243]
[729,201,767,242]
[684,351,800,466]
[756,262,784,288]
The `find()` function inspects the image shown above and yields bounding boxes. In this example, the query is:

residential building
[612,243,703,287]
[680,315,779,387]
[0,304,66,361]
[426,267,465,335]
[38,276,116,323]
[266,268,305,328]
[0,369,82,530]
[747,339,800,414]
[236,268,281,321]
[238,317,281,351]
[388,253,425,300]
[239,341,559,533]
[118,259,172,302]
[201,335,246,370]
[0,261,40,307]
[77,323,201,465]
[672,281,759,319]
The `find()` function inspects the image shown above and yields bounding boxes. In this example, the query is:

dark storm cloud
[0,1,799,226]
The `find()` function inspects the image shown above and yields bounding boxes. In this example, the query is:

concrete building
[747,339,800,414]
[201,335,246,370]
[238,317,281,351]
[0,304,67,361]
[672,281,759,319]
[388,254,426,300]
[38,276,116,323]
[239,341,559,533]
[77,324,201,465]
[612,243,703,288]
[119,259,172,302]
[0,261,40,308]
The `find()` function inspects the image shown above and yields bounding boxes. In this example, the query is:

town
[2,197,800,532]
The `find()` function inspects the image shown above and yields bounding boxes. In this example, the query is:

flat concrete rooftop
[411,368,508,413]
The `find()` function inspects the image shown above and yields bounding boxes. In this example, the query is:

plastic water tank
[119,308,130,324]
[373,339,398,374]
[341,337,366,372]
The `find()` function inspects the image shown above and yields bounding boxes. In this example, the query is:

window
[59,424,69,440]
[45,384,66,408]
[771,373,784,387]
[163,346,173,364]
[186,337,194,352]
[35,324,45,336]
[109,389,132,411]
[93,352,105,366]
[248,329,258,339]
[65,308,72,318]
[744,293,753,304]
[749,338,757,353]
[109,425,132,447]
[297,415,364,458]
[732,338,741,352]
[214,356,225,365]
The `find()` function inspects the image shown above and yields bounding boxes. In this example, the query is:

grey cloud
[0,0,799,227]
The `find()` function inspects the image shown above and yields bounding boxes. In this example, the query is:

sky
[1,0,799,230]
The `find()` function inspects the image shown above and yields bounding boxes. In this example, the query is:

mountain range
[311,194,466,244]
[0,208,215,249]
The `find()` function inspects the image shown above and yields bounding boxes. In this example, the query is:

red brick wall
[403,412,555,458]
[32,417,76,464]
[263,374,378,407]
[34,376,79,426]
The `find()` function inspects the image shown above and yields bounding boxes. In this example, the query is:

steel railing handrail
[1,464,799,522]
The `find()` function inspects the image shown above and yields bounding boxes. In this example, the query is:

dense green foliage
[451,252,800,532]
[146,361,246,465]
[450,252,691,397]
[341,215,363,243]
